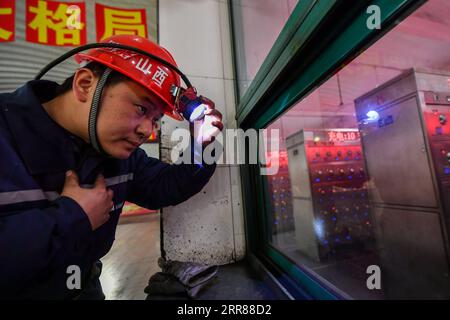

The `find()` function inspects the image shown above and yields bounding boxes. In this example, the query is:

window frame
[232,0,428,299]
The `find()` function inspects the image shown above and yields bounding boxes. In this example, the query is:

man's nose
[136,118,153,139]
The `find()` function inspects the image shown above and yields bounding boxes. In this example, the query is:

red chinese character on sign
[96,3,148,41]
[0,0,15,42]
[26,0,86,46]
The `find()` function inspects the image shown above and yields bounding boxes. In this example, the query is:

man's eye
[135,104,147,115]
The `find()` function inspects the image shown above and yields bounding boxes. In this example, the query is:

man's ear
[72,68,97,103]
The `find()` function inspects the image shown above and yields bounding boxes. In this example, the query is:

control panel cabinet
[355,68,450,298]
[286,129,374,262]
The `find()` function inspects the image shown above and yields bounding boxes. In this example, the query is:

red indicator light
[327,131,360,142]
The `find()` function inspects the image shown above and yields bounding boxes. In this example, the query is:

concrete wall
[158,0,245,265]
[139,143,159,159]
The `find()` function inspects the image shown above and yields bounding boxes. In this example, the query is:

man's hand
[61,171,114,231]
[188,95,224,147]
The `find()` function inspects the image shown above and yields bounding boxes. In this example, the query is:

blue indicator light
[366,110,379,121]
[332,216,337,221]
[315,178,321,182]
[444,167,450,175]
[348,175,353,180]
[335,157,340,161]
[345,235,351,240]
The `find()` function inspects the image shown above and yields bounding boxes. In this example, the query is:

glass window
[231,0,298,99]
[263,0,450,299]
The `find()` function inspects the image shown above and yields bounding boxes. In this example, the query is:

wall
[139,143,159,159]
[0,0,157,92]
[158,0,245,265]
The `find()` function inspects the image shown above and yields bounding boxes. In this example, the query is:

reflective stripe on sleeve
[0,173,134,206]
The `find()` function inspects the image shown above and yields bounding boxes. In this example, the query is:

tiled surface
[139,143,160,158]
[163,166,236,264]
[159,0,224,79]
[100,214,161,300]
[99,214,270,300]
[223,78,237,128]
[159,0,244,265]
[218,0,235,81]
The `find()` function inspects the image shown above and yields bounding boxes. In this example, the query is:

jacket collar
[3,80,98,175]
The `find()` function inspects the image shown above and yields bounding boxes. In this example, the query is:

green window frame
[232,0,427,299]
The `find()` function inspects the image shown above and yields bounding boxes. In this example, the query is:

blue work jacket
[0,80,216,299]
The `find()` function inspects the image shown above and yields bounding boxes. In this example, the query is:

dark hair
[56,62,130,96]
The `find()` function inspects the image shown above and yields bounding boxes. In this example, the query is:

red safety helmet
[75,35,184,121]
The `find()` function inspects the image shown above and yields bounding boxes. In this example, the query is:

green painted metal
[249,0,423,128]
[267,247,338,300]
[237,0,426,299]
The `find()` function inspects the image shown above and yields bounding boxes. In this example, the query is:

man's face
[96,79,165,159]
